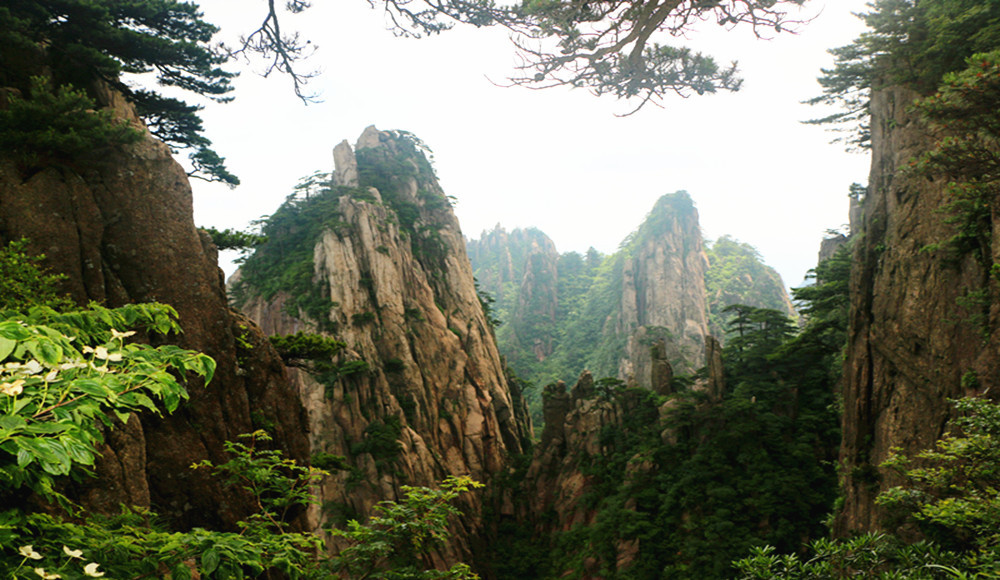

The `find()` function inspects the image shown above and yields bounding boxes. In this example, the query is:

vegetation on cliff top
[232,131,448,328]
[1,0,238,184]
[705,236,796,339]
[808,0,1000,150]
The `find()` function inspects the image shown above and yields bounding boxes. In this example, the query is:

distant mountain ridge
[467,191,795,419]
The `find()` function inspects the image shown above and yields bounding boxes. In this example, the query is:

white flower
[44,369,59,382]
[2,379,25,396]
[106,352,122,362]
[93,346,109,360]
[83,563,105,577]
[62,546,83,559]
[19,545,43,559]
[22,360,43,375]
[33,568,60,579]
[110,329,136,340]
[59,360,87,371]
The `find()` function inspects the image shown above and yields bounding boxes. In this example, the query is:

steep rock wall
[468,227,560,364]
[0,82,309,529]
[523,372,652,577]
[615,192,709,381]
[837,87,1000,534]
[238,128,531,561]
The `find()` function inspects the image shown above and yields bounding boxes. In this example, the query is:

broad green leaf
[36,341,62,365]
[62,437,96,465]
[195,354,216,384]
[172,563,193,580]
[0,336,15,362]
[23,422,67,435]
[201,547,221,574]
[16,448,33,468]
[163,389,181,414]
[0,321,31,340]
[72,378,111,398]
[0,414,27,433]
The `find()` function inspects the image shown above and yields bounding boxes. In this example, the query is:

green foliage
[193,430,325,533]
[735,533,965,579]
[0,295,476,578]
[0,238,72,312]
[0,303,214,506]
[2,434,482,578]
[806,0,1000,151]
[878,397,1000,552]
[230,171,342,329]
[352,417,404,462]
[736,396,1000,579]
[202,227,267,256]
[352,311,378,326]
[0,76,140,168]
[905,50,1000,338]
[3,417,478,579]
[911,51,1000,268]
[337,359,371,377]
[475,279,502,330]
[510,245,851,578]
[330,476,483,580]
[705,236,795,340]
[0,0,237,183]
[236,133,449,326]
[470,192,730,426]
[269,332,345,366]
[385,358,406,373]
[354,131,451,270]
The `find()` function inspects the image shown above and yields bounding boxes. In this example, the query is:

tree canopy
[1,0,238,184]
[806,0,1000,150]
[2,0,816,186]
[211,0,812,116]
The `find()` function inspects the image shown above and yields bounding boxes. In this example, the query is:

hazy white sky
[191,0,872,289]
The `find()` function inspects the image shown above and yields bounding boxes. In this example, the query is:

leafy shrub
[352,311,377,326]
[269,332,344,365]
[0,238,72,312]
[735,396,1000,579]
[0,303,213,505]
[351,417,403,461]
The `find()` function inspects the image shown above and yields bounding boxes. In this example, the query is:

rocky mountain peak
[235,127,531,562]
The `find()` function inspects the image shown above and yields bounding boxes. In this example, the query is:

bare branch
[241,0,810,113]
[224,0,320,103]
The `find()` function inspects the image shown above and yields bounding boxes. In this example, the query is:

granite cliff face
[523,371,656,576]
[236,128,531,560]
[0,81,309,529]
[704,236,797,340]
[467,227,560,365]
[614,192,710,380]
[836,87,1000,534]
[469,192,715,395]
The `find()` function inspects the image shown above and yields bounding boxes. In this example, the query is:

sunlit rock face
[237,127,531,562]
[0,80,309,530]
[614,192,710,382]
[836,87,1000,535]
[468,192,712,392]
